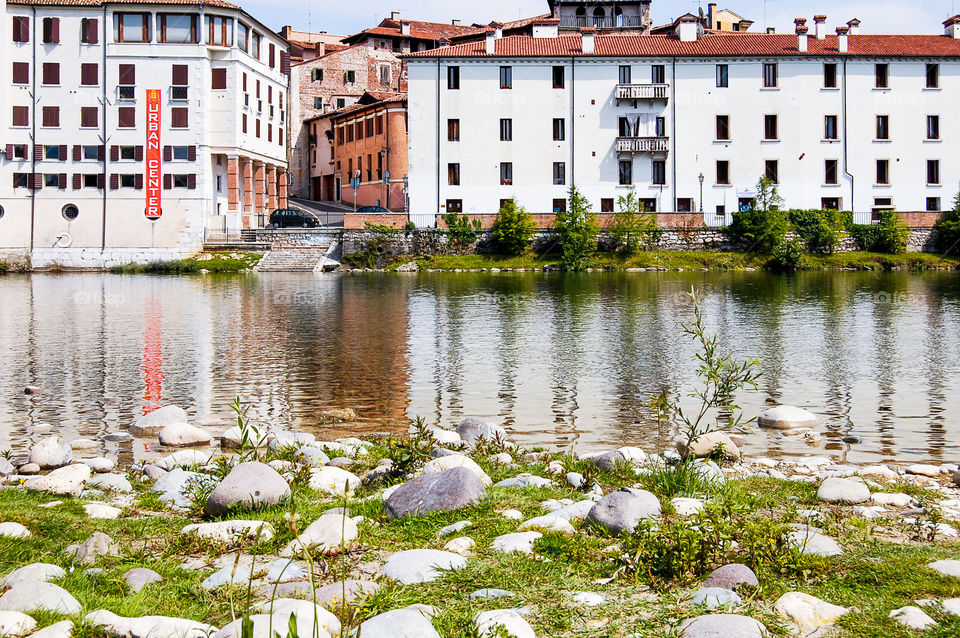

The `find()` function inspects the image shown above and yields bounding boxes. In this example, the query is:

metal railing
[616,83,670,100]
[409,213,437,228]
[559,15,646,29]
[616,136,670,153]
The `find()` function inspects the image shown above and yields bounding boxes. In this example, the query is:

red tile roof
[404,32,960,58]
[9,0,240,7]
[344,18,484,45]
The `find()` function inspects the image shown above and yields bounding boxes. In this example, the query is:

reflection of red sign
[145,89,162,219]
[142,298,164,414]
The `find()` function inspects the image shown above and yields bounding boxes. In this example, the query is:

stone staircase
[254,246,332,272]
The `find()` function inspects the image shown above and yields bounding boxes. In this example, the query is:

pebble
[205,462,290,516]
[308,467,361,495]
[312,580,379,609]
[428,429,462,446]
[83,504,122,519]
[264,559,308,583]
[130,406,189,435]
[123,568,163,592]
[816,477,871,504]
[67,531,120,564]
[181,520,275,544]
[443,536,475,555]
[928,560,960,578]
[0,564,66,588]
[691,587,741,609]
[501,509,523,520]
[293,446,331,467]
[150,468,203,510]
[774,592,849,630]
[201,564,250,590]
[586,488,662,536]
[470,589,515,599]
[491,452,514,465]
[355,608,440,638]
[0,611,37,637]
[457,418,507,446]
[155,450,212,470]
[907,464,942,477]
[702,564,758,591]
[87,473,133,493]
[280,510,358,556]
[0,582,81,614]
[103,432,133,443]
[491,531,542,555]
[571,591,606,607]
[68,439,97,450]
[672,497,705,516]
[680,614,766,637]
[381,549,466,584]
[18,464,40,475]
[786,530,842,556]
[890,606,938,629]
[26,620,73,638]
[421,454,492,486]
[437,521,472,537]
[85,609,216,638]
[565,472,586,488]
[495,474,553,489]
[158,423,212,448]
[871,492,913,507]
[29,437,72,469]
[518,515,575,534]
[678,431,740,461]
[474,609,536,638]
[0,523,31,539]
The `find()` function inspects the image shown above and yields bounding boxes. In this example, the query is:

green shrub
[553,185,598,271]
[611,190,662,254]
[491,200,536,255]
[770,236,805,272]
[788,209,851,255]
[441,212,482,245]
[850,209,909,254]
[0,261,7,274]
[726,176,788,253]
[934,193,960,255]
[364,222,401,236]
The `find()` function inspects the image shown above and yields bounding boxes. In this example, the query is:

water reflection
[0,271,958,464]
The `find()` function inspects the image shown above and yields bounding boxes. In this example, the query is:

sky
[243,0,960,37]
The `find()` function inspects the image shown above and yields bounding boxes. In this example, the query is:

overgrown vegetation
[440,212,482,246]
[611,190,662,254]
[934,192,960,256]
[850,209,910,255]
[789,208,852,255]
[553,185,599,271]
[727,176,789,254]
[109,252,262,274]
[363,222,402,236]
[491,201,536,256]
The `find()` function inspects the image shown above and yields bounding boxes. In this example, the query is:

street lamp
[403,174,409,213]
[698,172,705,213]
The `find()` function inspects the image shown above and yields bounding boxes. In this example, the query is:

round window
[62,204,79,221]
[0,205,4,220]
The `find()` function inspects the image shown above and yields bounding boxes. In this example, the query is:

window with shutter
[163,146,172,162]
[135,174,143,189]
[32,173,43,190]
[42,107,59,127]
[12,62,29,84]
[119,64,135,86]
[59,145,66,160]
[172,64,188,86]
[118,107,135,128]
[81,18,99,44]
[269,43,275,67]
[13,17,30,43]
[73,146,81,161]
[242,114,247,133]
[58,173,66,189]
[81,107,98,128]
[188,174,196,189]
[110,174,119,190]
[42,17,59,44]
[97,145,105,161]
[135,146,144,161]
[73,174,81,189]
[188,146,196,161]
[81,63,98,86]
[163,174,172,190]
[97,173,105,189]
[171,108,188,128]
[110,146,119,162]
[211,68,227,90]
[12,107,28,127]
[42,63,60,85]
[34,145,43,161]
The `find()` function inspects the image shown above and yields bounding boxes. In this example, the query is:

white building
[405,10,960,219]
[0,0,290,268]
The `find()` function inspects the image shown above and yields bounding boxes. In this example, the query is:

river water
[0,271,958,464]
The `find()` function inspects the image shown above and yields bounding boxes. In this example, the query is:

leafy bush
[364,222,401,236]
[441,212,482,245]
[726,176,788,253]
[934,193,960,255]
[381,416,436,481]
[850,209,909,254]
[770,236,805,272]
[491,200,536,255]
[788,209,851,255]
[0,261,7,274]
[611,190,662,253]
[638,457,721,499]
[553,185,599,271]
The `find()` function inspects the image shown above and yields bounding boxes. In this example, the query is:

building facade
[0,0,289,268]
[405,14,960,219]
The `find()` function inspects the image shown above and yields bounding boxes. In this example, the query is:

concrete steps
[254,247,332,272]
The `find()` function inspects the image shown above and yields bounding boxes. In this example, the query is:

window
[83,174,99,188]
[875,64,889,88]
[379,64,391,84]
[343,70,356,83]
[10,144,27,159]
[242,113,247,133]
[716,64,728,88]
[172,64,188,86]
[237,22,249,52]
[553,162,565,185]
[553,118,565,141]
[499,118,512,141]
[12,16,29,42]
[211,68,227,90]
[677,198,694,212]
[448,163,460,186]
[825,159,838,185]
[42,63,60,85]
[822,198,840,211]
[824,115,838,140]
[255,120,260,137]
[13,173,30,188]
[115,13,149,43]
[81,63,98,86]
[655,117,666,137]
[44,145,60,160]
[927,159,940,185]
[62,204,80,219]
[375,115,383,135]
[365,118,373,137]
[618,117,632,137]
[120,174,136,188]
[158,14,197,43]
[500,162,513,185]
[269,43,275,68]
[876,115,890,140]
[716,160,730,185]
[765,160,779,184]
[447,119,460,142]
[927,115,940,140]
[873,197,893,211]
[81,18,99,44]
[42,17,60,44]
[876,159,890,184]
[252,32,261,58]
[206,15,232,46]
[764,114,778,140]
[83,146,99,160]
[12,62,29,85]
[716,115,730,140]
[500,66,512,89]
[445,199,463,213]
[651,64,665,84]
[652,160,666,185]
[763,63,777,88]
[601,198,614,213]
[823,63,838,88]
[619,160,632,185]
[619,65,631,84]
[42,174,57,188]
[119,146,136,160]
[336,98,345,109]
[171,108,188,128]
[81,107,97,128]
[118,107,135,128]
[172,174,189,188]
[311,68,323,82]
[447,66,460,89]
[313,97,323,110]
[552,199,566,213]
[42,106,60,127]
[926,64,939,89]
[552,66,564,89]
[118,64,135,100]
[927,197,941,212]
[12,106,29,127]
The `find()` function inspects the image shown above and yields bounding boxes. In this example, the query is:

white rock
[618,446,647,463]
[786,531,842,556]
[518,515,575,534]
[24,464,90,498]
[308,467,361,495]
[672,498,705,516]
[0,523,31,539]
[83,458,115,473]
[907,464,942,477]
[0,582,81,614]
[774,592,849,631]
[420,455,491,486]
[690,588,741,609]
[158,423,212,447]
[817,477,870,504]
[381,549,466,585]
[501,509,523,520]
[428,429,462,446]
[758,406,819,430]
[871,492,913,507]
[69,439,97,450]
[83,504,122,519]
[929,560,960,578]
[474,609,536,638]
[858,465,897,479]
[155,450,212,470]
[131,405,190,435]
[491,531,542,555]
[181,520,275,544]
[0,564,65,588]
[890,606,937,629]
[437,521,472,537]
[354,608,440,638]
[443,536,475,555]
[217,426,269,449]
[551,500,596,522]
[248,599,340,637]
[87,474,133,493]
[85,610,217,638]
[571,592,606,607]
[852,505,888,520]
[29,437,72,469]
[280,511,358,556]
[25,620,73,638]
[0,611,37,637]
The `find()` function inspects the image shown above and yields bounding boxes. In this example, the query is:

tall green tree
[554,185,598,271]
[491,200,536,256]
[612,190,660,254]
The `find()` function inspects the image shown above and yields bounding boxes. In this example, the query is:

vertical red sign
[145,89,162,219]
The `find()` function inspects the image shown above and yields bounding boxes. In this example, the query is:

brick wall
[344,213,409,229]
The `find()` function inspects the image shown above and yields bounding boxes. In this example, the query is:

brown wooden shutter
[97,173,105,189]
[118,107,135,128]
[72,173,81,189]
[118,64,135,85]
[171,108,188,128]
[34,144,43,161]
[58,145,66,160]
[12,107,29,127]
[81,107,98,128]
[44,18,60,44]
[13,17,29,43]
[110,174,118,190]
[81,63,97,86]
[73,145,81,161]
[281,52,291,76]
[172,64,188,86]
[87,19,99,44]
[211,68,226,90]
[32,173,42,190]
[187,146,196,161]
[135,174,143,189]
[163,146,172,162]
[187,174,196,190]
[4,144,12,158]
[135,146,144,161]
[97,145,105,162]
[12,62,29,84]
[163,174,172,190]
[110,145,119,162]
[58,173,66,189]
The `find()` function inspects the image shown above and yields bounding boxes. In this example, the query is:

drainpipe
[570,57,575,188]
[841,59,854,212]
[436,58,440,216]
[29,6,36,252]
[670,57,677,213]
[100,4,107,251]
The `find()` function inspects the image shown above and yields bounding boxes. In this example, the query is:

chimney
[533,18,560,39]
[797,26,809,52]
[945,15,960,38]
[708,3,717,29]
[492,22,503,39]
[390,11,400,21]
[581,27,595,54]
[836,26,849,52]
[400,21,411,36]
[814,15,827,39]
[485,30,495,54]
[794,17,807,31]
[452,19,461,26]
[676,15,700,42]
[846,19,861,35]
[766,27,776,34]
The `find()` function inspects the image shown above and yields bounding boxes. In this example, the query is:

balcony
[559,16,646,29]
[616,83,669,101]
[616,136,669,153]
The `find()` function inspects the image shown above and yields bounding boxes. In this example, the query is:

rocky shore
[1,404,959,637]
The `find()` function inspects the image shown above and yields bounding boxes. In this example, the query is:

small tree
[934,192,960,255]
[612,190,661,254]
[554,185,599,271]
[726,176,788,254]
[441,212,482,246]
[491,200,536,256]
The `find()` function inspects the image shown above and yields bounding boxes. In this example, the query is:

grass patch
[109,252,262,274]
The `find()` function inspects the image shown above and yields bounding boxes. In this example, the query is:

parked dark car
[356,206,389,213]
[269,208,319,228]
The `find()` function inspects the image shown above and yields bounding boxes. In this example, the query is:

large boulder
[586,488,661,536]
[280,511,358,556]
[817,477,870,504]
[456,418,507,446]
[85,610,216,638]
[0,581,81,614]
[205,462,290,516]
[158,423,211,447]
[151,468,206,510]
[680,614,766,637]
[381,549,466,585]
[29,437,72,469]
[757,406,819,430]
[677,432,740,461]
[131,405,189,436]
[702,564,758,591]
[420,455,491,486]
[385,467,486,519]
[24,463,90,497]
[354,608,440,638]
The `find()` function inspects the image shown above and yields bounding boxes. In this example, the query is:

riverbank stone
[205,462,290,516]
[680,614,766,637]
[691,588,741,609]
[470,589,515,600]
[313,580,379,609]
[308,467,361,495]
[381,549,466,584]
[182,520,275,544]
[293,446,330,467]
[355,608,441,638]
[27,620,73,638]
[67,531,119,564]
[158,423,211,448]
[0,458,14,476]
[678,432,741,461]
[24,463,90,497]
[457,418,507,446]
[83,504,122,519]
[131,406,189,436]
[0,523,30,539]
[586,488,661,536]
[758,406,819,430]
[495,474,553,489]
[151,468,203,510]
[890,606,937,629]
[774,592,849,631]
[786,531,842,556]
[0,582,81,614]
[280,511,358,556]
[85,610,217,638]
[491,531,542,555]
[702,564,758,591]
[386,467,486,519]
[87,474,133,493]
[29,437,72,469]
[0,611,36,637]
[929,560,960,578]
[123,568,163,592]
[0,564,65,588]
[817,477,871,504]
[155,450,212,470]
[421,454,492,486]
[249,599,341,637]
[474,609,536,638]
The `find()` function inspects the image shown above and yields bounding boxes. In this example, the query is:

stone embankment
[1,404,959,637]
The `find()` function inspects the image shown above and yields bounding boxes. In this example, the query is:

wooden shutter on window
[187,174,196,190]
[72,145,81,161]
[211,68,226,89]
[281,52,290,76]
[59,145,66,160]
[110,145,119,162]
[187,146,196,161]
[44,18,60,44]
[34,144,43,161]
[97,145,105,162]
[163,174,172,190]
[4,144,12,158]
[135,146,144,161]
[110,174,118,190]
[72,174,81,189]
[58,173,66,189]
[119,64,135,85]
[172,64,188,86]
[32,173,42,190]
[97,173,105,189]
[12,63,29,84]
[13,17,29,43]
[135,174,143,189]
[163,146,172,162]
[82,18,99,44]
